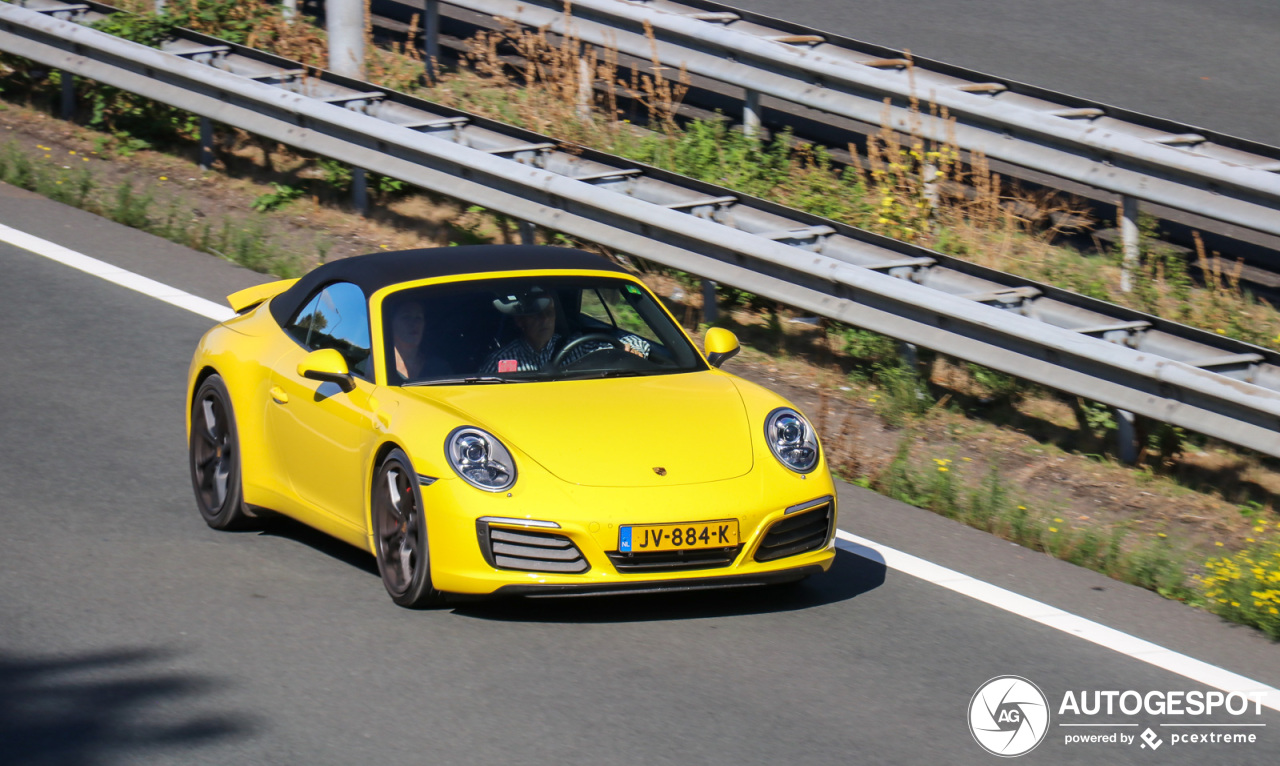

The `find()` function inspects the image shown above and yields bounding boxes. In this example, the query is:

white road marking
[0,222,234,322]
[4,221,1277,713]
[837,530,1280,713]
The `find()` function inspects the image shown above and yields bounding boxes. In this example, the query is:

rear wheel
[189,375,252,530]
[372,449,445,608]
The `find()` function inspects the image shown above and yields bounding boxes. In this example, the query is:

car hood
[405,372,754,487]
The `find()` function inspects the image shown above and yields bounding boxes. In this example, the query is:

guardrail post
[1119,195,1140,292]
[899,341,919,370]
[59,71,74,120]
[198,116,214,170]
[518,220,536,245]
[352,166,368,215]
[1113,407,1139,464]
[576,45,593,122]
[898,341,935,400]
[326,0,365,79]
[743,89,761,139]
[923,162,940,210]
[422,0,440,84]
[282,0,297,22]
[702,279,718,323]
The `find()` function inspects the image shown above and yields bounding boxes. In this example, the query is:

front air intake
[753,500,833,562]
[478,524,590,574]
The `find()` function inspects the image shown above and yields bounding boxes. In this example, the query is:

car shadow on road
[452,539,886,623]
[252,513,380,577]
[0,645,254,765]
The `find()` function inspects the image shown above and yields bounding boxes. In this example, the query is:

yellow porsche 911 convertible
[187,246,837,607]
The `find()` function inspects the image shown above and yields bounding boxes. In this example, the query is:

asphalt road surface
[723,0,1280,146]
[2,184,1279,764]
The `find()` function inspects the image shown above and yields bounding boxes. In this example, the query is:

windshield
[382,276,707,385]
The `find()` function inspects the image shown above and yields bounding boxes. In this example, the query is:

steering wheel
[550,333,624,368]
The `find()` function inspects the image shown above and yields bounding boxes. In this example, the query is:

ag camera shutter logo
[969,676,1050,757]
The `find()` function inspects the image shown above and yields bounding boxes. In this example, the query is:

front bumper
[492,565,826,598]
[416,468,839,596]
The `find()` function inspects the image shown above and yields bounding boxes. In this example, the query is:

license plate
[619,520,739,552]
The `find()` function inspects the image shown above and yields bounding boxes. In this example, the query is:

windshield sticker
[497,360,518,373]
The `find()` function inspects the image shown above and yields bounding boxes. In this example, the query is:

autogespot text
[1059,689,1269,716]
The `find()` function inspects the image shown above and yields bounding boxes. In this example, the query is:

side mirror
[704,327,740,368]
[298,348,354,392]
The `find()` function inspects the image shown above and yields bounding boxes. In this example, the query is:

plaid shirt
[482,332,651,373]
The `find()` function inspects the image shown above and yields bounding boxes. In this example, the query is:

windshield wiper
[407,376,513,386]
[563,369,663,380]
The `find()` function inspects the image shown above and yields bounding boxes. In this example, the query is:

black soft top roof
[269,245,626,325]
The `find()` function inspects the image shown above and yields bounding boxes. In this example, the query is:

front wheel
[372,449,445,608]
[189,374,252,530]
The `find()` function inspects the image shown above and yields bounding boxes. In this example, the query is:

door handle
[270,386,289,404]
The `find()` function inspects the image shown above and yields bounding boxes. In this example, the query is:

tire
[372,449,446,608]
[189,374,252,530]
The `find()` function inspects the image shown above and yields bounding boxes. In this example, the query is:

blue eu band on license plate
[618,520,740,553]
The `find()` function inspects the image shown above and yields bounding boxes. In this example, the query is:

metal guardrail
[6,1,1280,461]
[434,0,1280,253]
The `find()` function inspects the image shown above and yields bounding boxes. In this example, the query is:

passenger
[388,301,450,383]
[482,286,651,373]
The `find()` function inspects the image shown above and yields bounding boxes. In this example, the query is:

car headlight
[765,408,819,473]
[446,427,517,491]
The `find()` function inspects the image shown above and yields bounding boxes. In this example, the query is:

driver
[481,286,651,373]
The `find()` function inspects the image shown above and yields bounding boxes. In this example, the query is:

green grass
[874,432,1198,599]
[0,139,309,277]
[1198,530,1280,639]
